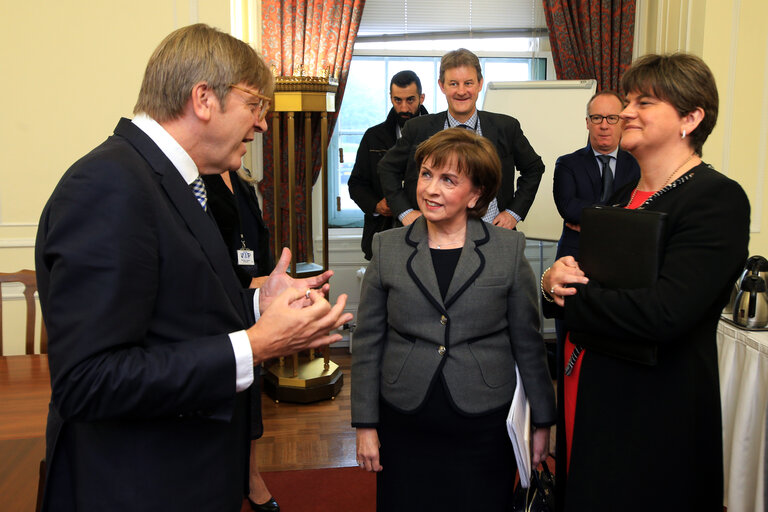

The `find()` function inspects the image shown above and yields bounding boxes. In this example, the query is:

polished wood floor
[254,348,358,471]
[0,350,356,511]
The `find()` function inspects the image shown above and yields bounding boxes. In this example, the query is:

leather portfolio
[570,206,668,365]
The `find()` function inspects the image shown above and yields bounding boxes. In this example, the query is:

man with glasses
[348,70,428,260]
[35,24,351,511]
[378,48,544,230]
[552,90,640,261]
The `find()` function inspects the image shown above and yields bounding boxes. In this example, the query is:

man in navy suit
[35,24,352,512]
[553,90,640,259]
[378,49,544,230]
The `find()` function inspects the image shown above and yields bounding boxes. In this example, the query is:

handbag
[512,460,555,512]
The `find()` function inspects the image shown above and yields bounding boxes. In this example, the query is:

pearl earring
[681,129,686,139]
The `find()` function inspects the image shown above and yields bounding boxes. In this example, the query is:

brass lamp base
[263,356,343,403]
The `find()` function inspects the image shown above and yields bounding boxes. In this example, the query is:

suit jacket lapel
[615,149,639,190]
[405,219,445,313]
[477,111,498,143]
[582,144,602,195]
[114,119,248,321]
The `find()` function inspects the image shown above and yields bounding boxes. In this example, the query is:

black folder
[570,206,668,365]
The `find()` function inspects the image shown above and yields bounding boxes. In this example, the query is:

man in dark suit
[378,48,544,229]
[553,90,640,259]
[35,24,352,512]
[348,70,428,260]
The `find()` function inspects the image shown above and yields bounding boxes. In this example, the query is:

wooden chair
[0,269,47,355]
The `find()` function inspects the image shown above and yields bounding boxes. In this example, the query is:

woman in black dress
[352,128,555,511]
[542,53,750,511]
[203,167,278,512]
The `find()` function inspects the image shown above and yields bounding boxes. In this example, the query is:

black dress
[203,171,274,286]
[203,171,275,440]
[376,247,517,512]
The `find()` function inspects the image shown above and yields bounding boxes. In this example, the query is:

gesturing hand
[259,247,334,314]
[247,288,353,364]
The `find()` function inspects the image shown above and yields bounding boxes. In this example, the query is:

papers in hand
[507,364,531,488]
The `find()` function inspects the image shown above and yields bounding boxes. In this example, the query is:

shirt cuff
[229,330,254,392]
[252,288,261,322]
[398,208,414,222]
[506,209,522,222]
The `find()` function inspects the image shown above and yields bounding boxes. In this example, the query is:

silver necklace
[428,238,463,249]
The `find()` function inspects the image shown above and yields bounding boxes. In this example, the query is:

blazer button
[440,315,448,325]
[438,346,446,356]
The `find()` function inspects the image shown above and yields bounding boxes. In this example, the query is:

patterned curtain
[260,0,364,262]
[542,0,635,92]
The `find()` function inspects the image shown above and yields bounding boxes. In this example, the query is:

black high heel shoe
[248,496,280,512]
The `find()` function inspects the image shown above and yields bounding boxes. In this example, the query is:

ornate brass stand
[264,73,342,403]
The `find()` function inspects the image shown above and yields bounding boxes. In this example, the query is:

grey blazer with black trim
[351,216,555,427]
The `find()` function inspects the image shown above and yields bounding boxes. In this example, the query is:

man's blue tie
[191,176,208,211]
[598,154,614,202]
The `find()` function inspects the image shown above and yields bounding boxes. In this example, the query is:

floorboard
[254,348,357,471]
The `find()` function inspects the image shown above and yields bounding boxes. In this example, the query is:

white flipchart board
[482,80,597,241]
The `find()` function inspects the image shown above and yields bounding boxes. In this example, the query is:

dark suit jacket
[553,143,640,259]
[35,118,256,512]
[348,105,428,260]
[377,111,544,220]
[351,217,555,427]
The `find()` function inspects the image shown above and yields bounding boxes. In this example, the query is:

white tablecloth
[718,319,768,512]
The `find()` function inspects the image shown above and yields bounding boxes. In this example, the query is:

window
[329,48,548,227]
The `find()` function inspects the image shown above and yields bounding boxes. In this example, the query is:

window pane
[339,59,386,132]
[338,134,363,212]
[484,60,531,82]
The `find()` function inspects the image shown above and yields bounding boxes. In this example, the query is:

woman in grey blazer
[352,128,556,511]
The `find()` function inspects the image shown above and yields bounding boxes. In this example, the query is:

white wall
[0,0,231,355]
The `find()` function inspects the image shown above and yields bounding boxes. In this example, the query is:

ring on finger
[550,287,556,295]
[305,289,311,299]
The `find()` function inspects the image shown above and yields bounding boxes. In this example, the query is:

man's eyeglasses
[588,114,621,125]
[229,84,272,122]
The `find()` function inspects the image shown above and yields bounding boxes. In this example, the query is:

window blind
[356,0,547,40]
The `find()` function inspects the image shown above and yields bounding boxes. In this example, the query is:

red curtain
[542,0,635,92]
[260,0,364,262]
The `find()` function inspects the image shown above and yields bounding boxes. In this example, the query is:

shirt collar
[446,110,480,133]
[132,113,199,185]
[592,146,620,160]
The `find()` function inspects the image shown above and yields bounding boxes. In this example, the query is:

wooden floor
[254,347,358,471]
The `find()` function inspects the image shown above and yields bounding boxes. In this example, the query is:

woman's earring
[681,129,686,139]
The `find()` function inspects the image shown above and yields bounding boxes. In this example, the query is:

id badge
[237,248,255,266]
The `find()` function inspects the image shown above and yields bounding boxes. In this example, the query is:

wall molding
[0,238,35,249]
